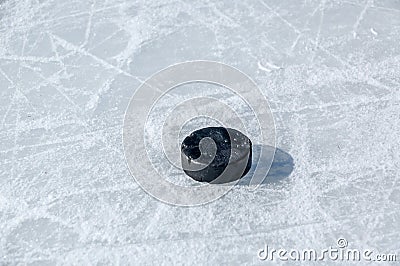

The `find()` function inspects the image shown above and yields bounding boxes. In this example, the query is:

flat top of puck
[181,127,251,167]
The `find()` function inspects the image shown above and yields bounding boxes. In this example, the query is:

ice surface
[0,0,399,265]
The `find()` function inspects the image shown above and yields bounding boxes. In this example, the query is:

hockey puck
[181,127,252,183]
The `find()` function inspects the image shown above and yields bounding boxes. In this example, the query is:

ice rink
[0,0,399,264]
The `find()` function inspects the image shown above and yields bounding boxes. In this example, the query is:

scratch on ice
[257,61,282,73]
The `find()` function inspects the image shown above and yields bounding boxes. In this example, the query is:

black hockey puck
[181,127,252,183]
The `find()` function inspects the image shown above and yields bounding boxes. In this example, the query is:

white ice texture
[0,0,399,265]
